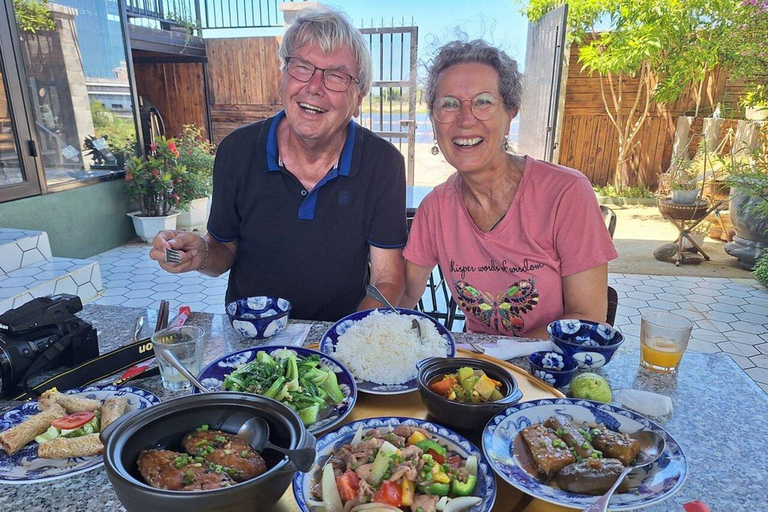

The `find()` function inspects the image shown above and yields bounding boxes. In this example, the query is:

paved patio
[91,242,768,394]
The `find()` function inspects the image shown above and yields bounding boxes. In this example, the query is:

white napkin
[457,337,552,360]
[262,323,311,347]
[613,389,674,419]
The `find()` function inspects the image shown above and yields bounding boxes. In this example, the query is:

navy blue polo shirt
[207,111,408,321]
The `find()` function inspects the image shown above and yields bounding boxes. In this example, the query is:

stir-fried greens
[223,349,345,426]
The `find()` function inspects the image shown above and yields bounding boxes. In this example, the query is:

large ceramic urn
[725,189,768,269]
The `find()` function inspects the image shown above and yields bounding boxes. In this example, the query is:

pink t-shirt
[403,157,618,337]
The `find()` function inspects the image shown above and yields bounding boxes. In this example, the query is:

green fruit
[571,373,612,403]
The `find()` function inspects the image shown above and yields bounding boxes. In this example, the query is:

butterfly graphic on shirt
[454,279,539,333]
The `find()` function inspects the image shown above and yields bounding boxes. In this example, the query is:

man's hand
[149,230,207,273]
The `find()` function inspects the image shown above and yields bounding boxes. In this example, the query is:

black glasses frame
[285,57,360,92]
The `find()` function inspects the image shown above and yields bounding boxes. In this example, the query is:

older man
[149,8,407,321]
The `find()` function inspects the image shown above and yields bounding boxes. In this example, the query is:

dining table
[0,303,766,511]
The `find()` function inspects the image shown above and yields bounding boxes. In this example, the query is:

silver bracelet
[197,237,209,272]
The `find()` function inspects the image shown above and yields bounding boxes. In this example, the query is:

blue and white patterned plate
[293,416,496,512]
[319,308,456,395]
[482,398,688,510]
[196,345,357,434]
[0,385,160,484]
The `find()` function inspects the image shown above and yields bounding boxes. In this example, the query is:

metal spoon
[132,316,145,342]
[366,284,423,340]
[158,349,212,393]
[582,430,666,512]
[464,339,486,354]
[237,416,316,472]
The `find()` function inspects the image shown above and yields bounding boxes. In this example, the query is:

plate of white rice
[319,308,456,395]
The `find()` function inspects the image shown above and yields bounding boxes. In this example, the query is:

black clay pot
[100,392,315,512]
[416,357,523,431]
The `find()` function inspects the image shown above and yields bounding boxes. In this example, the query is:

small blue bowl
[225,296,292,339]
[547,319,624,369]
[528,351,578,388]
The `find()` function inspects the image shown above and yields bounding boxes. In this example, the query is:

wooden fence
[206,37,283,143]
[558,41,748,189]
[133,61,209,141]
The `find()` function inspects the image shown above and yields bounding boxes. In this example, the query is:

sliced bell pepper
[420,482,450,496]
[451,475,477,496]
[415,439,446,456]
[407,431,427,446]
[400,478,415,507]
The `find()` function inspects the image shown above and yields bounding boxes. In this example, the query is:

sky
[203,0,531,71]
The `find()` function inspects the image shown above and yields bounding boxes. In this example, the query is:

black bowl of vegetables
[416,357,523,431]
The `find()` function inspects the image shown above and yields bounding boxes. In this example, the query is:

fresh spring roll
[0,403,67,455]
[100,397,128,430]
[39,389,101,413]
[37,433,103,459]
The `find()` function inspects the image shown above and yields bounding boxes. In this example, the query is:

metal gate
[359,27,418,186]
[517,4,568,162]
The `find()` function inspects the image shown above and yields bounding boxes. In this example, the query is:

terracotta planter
[725,189,768,269]
[176,197,209,231]
[127,210,180,243]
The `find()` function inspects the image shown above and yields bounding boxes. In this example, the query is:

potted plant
[664,152,701,205]
[725,122,768,269]
[174,125,215,231]
[741,84,768,122]
[124,137,186,242]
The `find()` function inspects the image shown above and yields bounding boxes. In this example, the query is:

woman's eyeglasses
[285,57,360,92]
[432,92,502,123]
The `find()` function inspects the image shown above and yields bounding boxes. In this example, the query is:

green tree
[522,0,735,188]
[13,0,55,34]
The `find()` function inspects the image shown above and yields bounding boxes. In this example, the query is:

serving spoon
[237,416,316,472]
[159,349,317,471]
[365,284,423,341]
[582,430,666,512]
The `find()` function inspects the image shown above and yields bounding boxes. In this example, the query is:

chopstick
[155,300,170,332]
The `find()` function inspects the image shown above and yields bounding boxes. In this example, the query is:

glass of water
[151,325,206,391]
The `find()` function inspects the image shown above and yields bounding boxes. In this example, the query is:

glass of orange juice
[640,311,693,374]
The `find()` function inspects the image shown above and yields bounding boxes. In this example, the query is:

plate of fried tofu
[481,398,688,510]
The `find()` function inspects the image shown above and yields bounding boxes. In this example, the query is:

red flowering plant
[124,136,187,216]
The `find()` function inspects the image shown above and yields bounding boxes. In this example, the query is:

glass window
[0,63,24,188]
[14,0,138,187]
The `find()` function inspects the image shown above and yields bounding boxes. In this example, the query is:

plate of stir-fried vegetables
[293,417,496,512]
[196,346,357,433]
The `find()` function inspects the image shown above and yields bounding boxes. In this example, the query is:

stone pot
[127,210,180,243]
[176,197,209,231]
[725,189,768,269]
[745,106,768,122]
[671,189,700,204]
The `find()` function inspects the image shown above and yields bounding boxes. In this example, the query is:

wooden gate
[517,4,568,162]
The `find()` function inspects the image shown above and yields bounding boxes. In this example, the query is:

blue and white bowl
[528,350,579,388]
[319,308,456,395]
[547,319,624,369]
[196,345,357,434]
[293,417,496,512]
[482,398,688,510]
[226,296,292,339]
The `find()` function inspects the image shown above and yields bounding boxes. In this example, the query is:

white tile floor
[91,242,768,394]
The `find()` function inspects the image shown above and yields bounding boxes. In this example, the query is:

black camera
[0,294,98,397]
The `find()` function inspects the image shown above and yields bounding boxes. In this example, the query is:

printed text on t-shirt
[449,259,545,279]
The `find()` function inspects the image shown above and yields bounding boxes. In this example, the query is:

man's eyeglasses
[285,57,360,92]
[432,92,502,123]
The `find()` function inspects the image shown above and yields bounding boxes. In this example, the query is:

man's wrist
[197,237,209,272]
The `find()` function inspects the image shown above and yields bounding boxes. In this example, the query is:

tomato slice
[51,411,95,430]
[429,376,455,397]
[372,481,402,507]
[427,448,446,464]
[336,470,360,502]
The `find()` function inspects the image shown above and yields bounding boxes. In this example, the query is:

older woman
[401,40,617,339]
